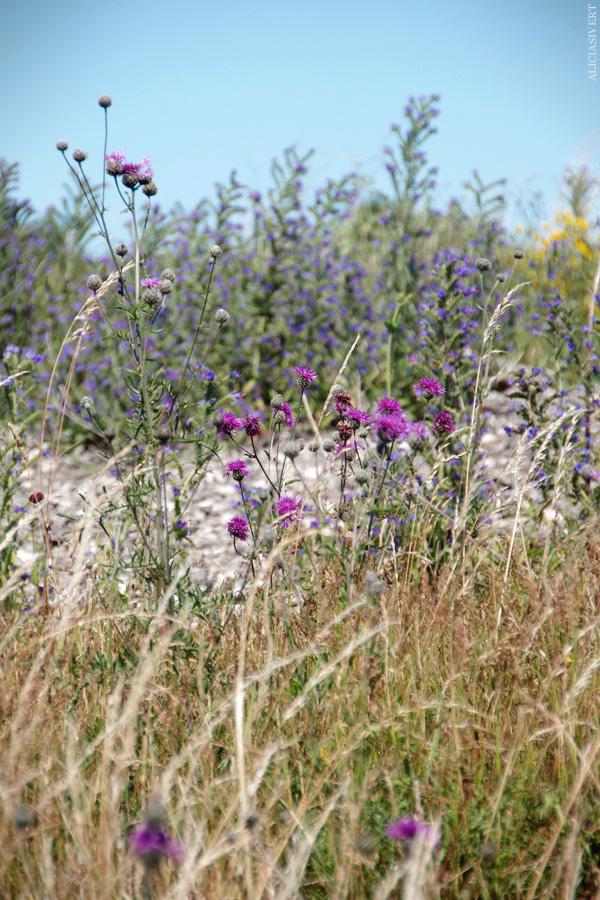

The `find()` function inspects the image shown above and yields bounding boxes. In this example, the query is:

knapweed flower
[294,365,317,389]
[243,415,263,437]
[274,494,303,529]
[225,460,251,482]
[218,411,243,438]
[387,816,438,849]
[375,412,411,443]
[345,407,372,429]
[105,150,126,176]
[413,377,445,400]
[334,390,352,414]
[375,397,403,415]
[227,516,249,541]
[129,824,183,869]
[277,401,295,427]
[433,411,455,434]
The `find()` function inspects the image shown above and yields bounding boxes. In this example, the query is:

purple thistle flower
[105,150,126,175]
[243,415,263,437]
[218,411,243,438]
[141,277,161,288]
[227,516,249,541]
[345,407,372,429]
[413,377,445,400]
[375,397,403,415]
[279,401,295,427]
[274,494,303,529]
[334,391,352,414]
[433,411,455,434]
[122,154,154,179]
[386,816,438,849]
[129,824,183,868]
[375,412,411,443]
[294,365,318,389]
[225,459,251,482]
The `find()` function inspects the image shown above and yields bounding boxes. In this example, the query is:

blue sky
[1,0,597,237]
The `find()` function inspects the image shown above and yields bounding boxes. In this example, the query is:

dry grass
[1,522,600,899]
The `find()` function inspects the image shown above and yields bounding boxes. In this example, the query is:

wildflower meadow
[2,93,600,899]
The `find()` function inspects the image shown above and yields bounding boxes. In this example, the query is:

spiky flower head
[308,440,319,452]
[476,257,492,271]
[105,151,126,176]
[243,415,263,437]
[375,412,411,443]
[277,401,295,427]
[116,243,128,257]
[225,460,251,482]
[122,172,139,189]
[272,410,286,426]
[56,140,68,152]
[210,244,223,259]
[375,397,403,415]
[142,285,161,307]
[355,469,372,486]
[215,308,230,325]
[86,274,102,293]
[227,515,249,541]
[386,816,437,848]
[161,268,176,283]
[72,149,88,162]
[413,377,445,400]
[270,394,284,409]
[322,438,335,452]
[513,249,524,259]
[129,823,183,870]
[334,390,352,414]
[294,365,317,390]
[98,94,112,108]
[345,407,372,429]
[284,441,301,459]
[217,411,243,438]
[159,278,173,294]
[433,411,455,434]
[336,419,353,442]
[142,181,158,197]
[274,494,303,529]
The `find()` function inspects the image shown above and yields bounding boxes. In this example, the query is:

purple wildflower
[375,397,403,415]
[345,407,372,429]
[375,413,411,443]
[294,365,318,389]
[274,494,303,529]
[141,277,161,288]
[129,824,183,867]
[105,150,126,175]
[218,411,243,438]
[243,415,263,437]
[334,391,352,414]
[433,411,455,434]
[227,516,249,541]
[386,816,438,848]
[225,460,251,482]
[279,401,295,427]
[413,377,445,400]
[122,154,154,179]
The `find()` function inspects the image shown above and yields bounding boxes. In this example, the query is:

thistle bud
[215,308,230,325]
[98,94,112,108]
[513,249,524,259]
[284,441,300,459]
[355,469,371,486]
[122,172,139,189]
[270,394,284,409]
[116,243,128,257]
[80,396,94,412]
[273,410,286,426]
[56,140,68,152]
[142,181,158,197]
[307,440,319,452]
[476,257,492,271]
[142,286,161,307]
[210,244,223,259]
[159,279,173,295]
[73,149,88,163]
[86,274,102,292]
[322,438,335,453]
[161,268,176,283]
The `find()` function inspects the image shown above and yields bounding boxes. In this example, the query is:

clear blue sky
[1,0,597,235]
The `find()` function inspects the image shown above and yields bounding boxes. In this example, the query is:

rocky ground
[11,378,598,602]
